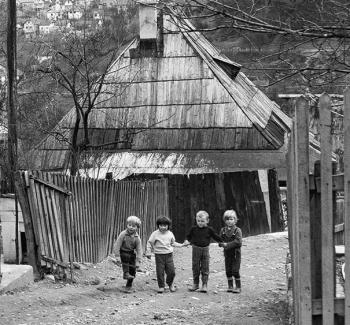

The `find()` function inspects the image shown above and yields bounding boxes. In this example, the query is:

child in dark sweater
[219,210,243,293]
[183,210,222,293]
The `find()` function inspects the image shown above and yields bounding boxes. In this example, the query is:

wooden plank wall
[289,89,350,324]
[167,172,271,241]
[25,172,168,264]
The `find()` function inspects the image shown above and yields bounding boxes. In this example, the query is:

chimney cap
[138,0,159,5]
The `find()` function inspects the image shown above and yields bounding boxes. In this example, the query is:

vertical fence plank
[344,87,350,323]
[38,179,54,259]
[319,93,335,325]
[29,175,47,257]
[74,176,83,261]
[93,178,98,263]
[295,96,312,324]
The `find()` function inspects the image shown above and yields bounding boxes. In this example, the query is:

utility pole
[7,0,19,263]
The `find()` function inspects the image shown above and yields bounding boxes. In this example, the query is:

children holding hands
[112,210,242,295]
[145,216,184,293]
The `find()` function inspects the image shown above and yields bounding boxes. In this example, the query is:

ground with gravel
[0,231,290,325]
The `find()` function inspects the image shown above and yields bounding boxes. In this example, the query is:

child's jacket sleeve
[112,231,126,257]
[135,237,143,266]
[224,228,243,250]
[185,227,193,242]
[210,227,223,243]
[146,231,156,255]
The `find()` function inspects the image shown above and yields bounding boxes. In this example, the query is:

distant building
[23,20,37,37]
[68,10,83,20]
[39,22,57,34]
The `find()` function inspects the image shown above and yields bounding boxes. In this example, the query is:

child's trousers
[224,249,241,280]
[155,253,175,288]
[120,250,136,279]
[192,245,210,284]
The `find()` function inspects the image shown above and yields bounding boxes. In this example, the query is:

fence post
[295,96,312,324]
[14,171,42,279]
[310,161,322,325]
[319,93,335,325]
[344,87,350,323]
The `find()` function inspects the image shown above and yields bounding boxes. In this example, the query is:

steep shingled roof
[29,4,292,176]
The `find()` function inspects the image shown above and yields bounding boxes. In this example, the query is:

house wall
[0,195,25,263]
[167,172,271,241]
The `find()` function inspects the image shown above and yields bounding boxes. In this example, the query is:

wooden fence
[288,89,350,324]
[20,171,168,267]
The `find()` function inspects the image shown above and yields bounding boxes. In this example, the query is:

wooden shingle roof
[30,5,292,176]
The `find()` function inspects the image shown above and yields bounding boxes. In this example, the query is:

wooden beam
[312,298,344,316]
[31,175,72,196]
[314,174,344,192]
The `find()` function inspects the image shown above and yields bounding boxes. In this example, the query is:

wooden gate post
[310,161,322,324]
[294,96,312,324]
[344,87,350,322]
[14,172,42,279]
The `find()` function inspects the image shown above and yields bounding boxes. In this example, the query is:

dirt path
[0,232,290,325]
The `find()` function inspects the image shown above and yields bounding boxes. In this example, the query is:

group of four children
[112,209,242,294]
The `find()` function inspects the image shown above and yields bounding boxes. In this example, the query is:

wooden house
[30,1,292,240]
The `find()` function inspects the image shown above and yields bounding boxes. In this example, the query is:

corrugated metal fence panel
[26,172,168,264]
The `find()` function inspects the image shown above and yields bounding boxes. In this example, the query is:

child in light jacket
[146,216,183,293]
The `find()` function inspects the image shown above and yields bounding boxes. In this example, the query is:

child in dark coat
[113,216,142,292]
[183,210,222,293]
[219,209,243,293]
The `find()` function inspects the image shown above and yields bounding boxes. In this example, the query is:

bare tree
[173,0,350,93]
[32,6,137,175]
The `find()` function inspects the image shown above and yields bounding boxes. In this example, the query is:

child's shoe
[157,287,165,293]
[233,279,241,293]
[200,283,208,293]
[124,286,133,293]
[188,283,199,291]
[169,284,177,292]
[123,272,135,280]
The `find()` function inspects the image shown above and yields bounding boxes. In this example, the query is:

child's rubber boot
[188,283,199,291]
[169,283,177,292]
[200,283,208,293]
[227,279,234,292]
[123,272,135,280]
[124,279,133,293]
[232,279,241,293]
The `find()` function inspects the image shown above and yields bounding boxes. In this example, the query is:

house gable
[30,5,292,173]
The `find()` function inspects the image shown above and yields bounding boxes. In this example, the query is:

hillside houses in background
[14,0,134,37]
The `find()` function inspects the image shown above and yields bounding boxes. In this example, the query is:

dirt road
[0,231,290,325]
